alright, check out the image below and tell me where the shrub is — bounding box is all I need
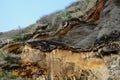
[12,34,22,42]
[0,71,33,80]
[0,71,17,80]
[0,51,20,67]
[57,11,72,21]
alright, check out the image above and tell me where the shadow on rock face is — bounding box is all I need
[114,0,120,8]
[95,30,120,45]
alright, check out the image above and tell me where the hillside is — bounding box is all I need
[0,0,120,80]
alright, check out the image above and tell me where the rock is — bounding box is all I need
[22,33,33,41]
[21,44,46,64]
[96,0,120,43]
[1,0,120,79]
[35,24,48,31]
[1,42,22,54]
[21,47,109,79]
[85,0,108,24]
[98,42,120,56]
[95,30,120,45]
[67,0,98,18]
[72,0,120,48]
[32,31,51,40]
[54,18,80,38]
[45,49,109,80]
[25,40,70,52]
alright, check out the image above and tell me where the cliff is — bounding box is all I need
[0,0,120,80]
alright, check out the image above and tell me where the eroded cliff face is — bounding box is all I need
[21,44,109,80]
[0,0,120,79]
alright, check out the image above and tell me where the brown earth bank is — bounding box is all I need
[0,0,120,80]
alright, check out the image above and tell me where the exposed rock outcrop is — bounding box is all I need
[0,0,120,79]
[1,42,23,54]
[86,0,108,24]
[32,31,51,40]
[54,18,80,38]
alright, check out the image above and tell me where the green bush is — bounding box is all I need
[0,71,17,80]
[57,11,72,21]
[0,71,33,80]
[12,34,22,42]
[0,51,20,68]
